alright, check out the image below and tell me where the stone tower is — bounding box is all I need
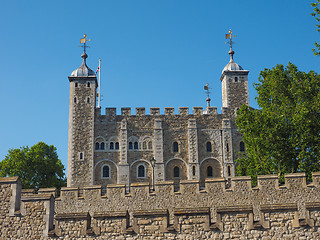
[67,51,97,187]
[220,48,249,110]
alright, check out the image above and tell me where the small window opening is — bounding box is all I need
[143,141,147,150]
[206,142,212,152]
[134,142,138,150]
[207,166,213,177]
[173,142,179,152]
[240,141,245,152]
[100,142,105,150]
[102,165,110,178]
[87,97,90,103]
[235,77,238,82]
[148,141,152,150]
[95,142,99,150]
[226,143,229,152]
[174,166,180,178]
[138,165,145,178]
[129,142,133,150]
[74,97,77,103]
[115,142,119,150]
[87,82,90,87]
[192,166,196,176]
[79,152,83,160]
[227,166,231,177]
[75,82,78,87]
[110,142,114,150]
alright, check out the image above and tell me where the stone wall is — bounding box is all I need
[1,173,320,239]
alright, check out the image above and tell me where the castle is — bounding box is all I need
[1,35,320,239]
[67,36,249,188]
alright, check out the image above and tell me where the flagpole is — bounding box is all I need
[98,59,101,108]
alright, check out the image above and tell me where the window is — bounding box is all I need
[226,143,229,152]
[100,142,105,150]
[173,142,179,152]
[227,166,231,177]
[207,166,213,177]
[87,82,90,87]
[174,166,180,178]
[143,141,147,150]
[79,152,83,160]
[75,82,78,87]
[235,77,238,82]
[95,142,99,150]
[110,142,114,150]
[102,165,110,178]
[240,141,245,152]
[192,166,196,176]
[206,142,212,152]
[129,142,133,150]
[74,97,77,103]
[87,97,90,103]
[148,141,152,150]
[134,142,138,150]
[115,142,119,150]
[137,165,145,178]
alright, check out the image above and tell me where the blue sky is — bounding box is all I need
[0,0,319,172]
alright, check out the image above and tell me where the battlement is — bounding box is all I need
[1,172,320,239]
[96,106,224,117]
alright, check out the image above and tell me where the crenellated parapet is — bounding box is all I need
[1,173,320,239]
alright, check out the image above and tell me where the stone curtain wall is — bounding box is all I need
[1,173,320,239]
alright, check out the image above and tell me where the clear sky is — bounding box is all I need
[0,0,319,172]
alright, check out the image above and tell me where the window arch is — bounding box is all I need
[137,164,146,178]
[102,165,110,178]
[174,166,180,178]
[129,142,133,150]
[95,142,100,150]
[134,142,138,150]
[206,142,212,152]
[110,142,114,150]
[207,166,213,177]
[173,142,179,152]
[240,141,245,152]
[115,142,119,150]
[100,142,105,150]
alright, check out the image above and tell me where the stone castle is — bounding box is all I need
[1,36,320,239]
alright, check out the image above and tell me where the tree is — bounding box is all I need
[311,0,320,55]
[0,142,66,190]
[236,63,320,182]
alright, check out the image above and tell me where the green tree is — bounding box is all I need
[0,142,66,190]
[312,0,320,55]
[236,63,320,182]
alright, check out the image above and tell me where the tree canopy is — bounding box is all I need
[0,142,66,190]
[312,0,320,55]
[236,63,320,182]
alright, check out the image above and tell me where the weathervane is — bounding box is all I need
[225,29,236,50]
[204,83,212,108]
[80,34,91,53]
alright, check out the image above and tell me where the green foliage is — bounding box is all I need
[236,63,320,182]
[311,1,320,55]
[0,142,66,190]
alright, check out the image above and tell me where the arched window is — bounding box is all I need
[206,142,212,152]
[143,141,147,150]
[100,142,105,150]
[134,142,138,150]
[148,141,152,150]
[102,165,110,178]
[226,143,229,152]
[174,166,180,178]
[240,141,245,152]
[207,166,213,177]
[137,165,145,178]
[173,142,179,152]
[192,166,196,176]
[87,82,90,87]
[74,97,77,103]
[95,142,99,150]
[129,142,133,150]
[115,142,119,150]
[110,142,114,150]
[227,166,231,177]
[87,97,90,103]
[79,152,83,160]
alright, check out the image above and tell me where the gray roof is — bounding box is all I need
[70,53,96,77]
[222,49,244,74]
